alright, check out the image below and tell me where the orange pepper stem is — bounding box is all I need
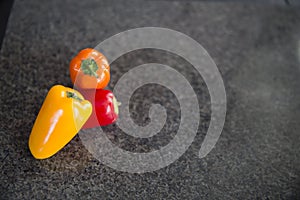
[66,91,83,102]
[81,58,99,78]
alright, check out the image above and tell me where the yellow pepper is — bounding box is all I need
[29,85,92,159]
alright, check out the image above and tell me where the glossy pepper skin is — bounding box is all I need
[80,89,119,129]
[70,48,110,89]
[29,85,92,159]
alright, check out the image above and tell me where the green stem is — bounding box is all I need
[66,91,83,102]
[113,97,120,115]
[80,58,99,78]
[87,63,99,78]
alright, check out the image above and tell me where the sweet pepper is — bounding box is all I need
[80,89,120,129]
[69,48,110,89]
[29,85,92,159]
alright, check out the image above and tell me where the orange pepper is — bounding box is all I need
[69,48,110,89]
[28,85,92,159]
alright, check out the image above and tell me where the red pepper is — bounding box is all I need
[80,89,120,128]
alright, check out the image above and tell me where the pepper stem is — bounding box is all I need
[112,96,120,115]
[80,58,99,78]
[66,91,83,102]
[87,63,99,78]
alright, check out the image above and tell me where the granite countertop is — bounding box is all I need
[1,0,300,199]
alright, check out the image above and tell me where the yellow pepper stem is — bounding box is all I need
[66,91,83,102]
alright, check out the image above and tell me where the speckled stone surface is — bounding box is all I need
[1,0,300,199]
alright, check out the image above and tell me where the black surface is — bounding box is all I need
[0,0,14,49]
[1,0,300,199]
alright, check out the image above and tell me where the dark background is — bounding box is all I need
[0,0,14,48]
[0,0,300,199]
